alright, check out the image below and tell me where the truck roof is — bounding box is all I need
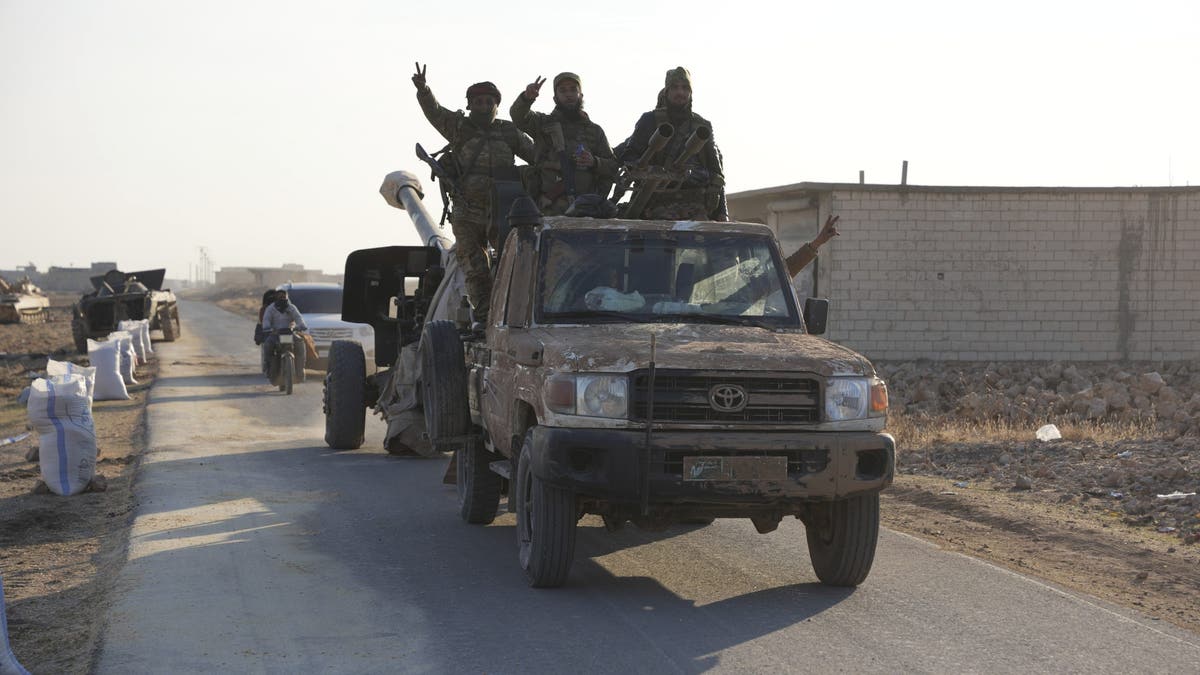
[537,216,775,237]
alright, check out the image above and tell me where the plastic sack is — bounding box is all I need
[118,320,149,363]
[27,375,97,496]
[1035,424,1062,442]
[0,571,31,675]
[87,339,130,400]
[138,318,153,355]
[107,331,138,384]
[46,359,96,403]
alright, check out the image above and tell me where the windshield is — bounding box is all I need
[286,287,342,314]
[537,230,800,327]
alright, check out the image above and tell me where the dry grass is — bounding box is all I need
[888,412,1163,449]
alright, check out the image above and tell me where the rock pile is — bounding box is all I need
[879,361,1200,438]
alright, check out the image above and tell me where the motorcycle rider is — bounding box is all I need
[260,290,308,377]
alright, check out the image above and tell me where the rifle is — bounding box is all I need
[546,121,577,202]
[415,143,457,226]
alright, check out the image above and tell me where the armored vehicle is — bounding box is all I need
[71,268,180,353]
[323,169,895,589]
[0,276,50,324]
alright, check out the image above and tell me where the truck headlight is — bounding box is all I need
[825,377,888,421]
[544,374,628,418]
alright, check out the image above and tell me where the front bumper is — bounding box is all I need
[527,427,894,506]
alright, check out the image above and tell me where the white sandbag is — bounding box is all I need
[0,572,31,675]
[27,376,97,496]
[118,320,148,363]
[107,331,138,384]
[139,319,153,355]
[46,359,96,404]
[87,338,130,400]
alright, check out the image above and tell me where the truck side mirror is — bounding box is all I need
[803,297,829,335]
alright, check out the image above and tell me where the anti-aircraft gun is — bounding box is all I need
[322,168,464,454]
[612,123,712,219]
[70,268,179,353]
[0,275,51,324]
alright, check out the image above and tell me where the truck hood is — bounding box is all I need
[527,324,874,377]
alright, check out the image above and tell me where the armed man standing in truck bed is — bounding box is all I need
[617,67,728,221]
[509,72,619,215]
[411,63,535,325]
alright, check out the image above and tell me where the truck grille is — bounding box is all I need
[309,327,354,341]
[662,449,830,476]
[630,370,821,424]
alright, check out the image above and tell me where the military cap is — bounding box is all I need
[664,66,692,90]
[553,72,582,91]
[465,81,502,103]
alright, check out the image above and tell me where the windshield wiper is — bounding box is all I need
[542,310,649,323]
[662,313,778,329]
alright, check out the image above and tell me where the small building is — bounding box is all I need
[728,183,1200,361]
[215,264,341,289]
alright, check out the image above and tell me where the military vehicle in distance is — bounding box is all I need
[71,268,180,353]
[0,276,51,324]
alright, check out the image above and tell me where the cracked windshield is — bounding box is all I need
[539,230,799,325]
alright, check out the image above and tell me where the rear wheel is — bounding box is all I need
[456,438,502,524]
[71,314,89,354]
[281,353,294,394]
[419,320,468,451]
[805,494,880,587]
[160,307,177,341]
[516,429,576,588]
[323,340,366,449]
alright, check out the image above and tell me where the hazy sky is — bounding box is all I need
[2,0,1197,281]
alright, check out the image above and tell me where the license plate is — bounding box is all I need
[683,456,787,481]
[279,334,293,344]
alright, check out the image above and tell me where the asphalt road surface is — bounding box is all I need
[98,300,1200,673]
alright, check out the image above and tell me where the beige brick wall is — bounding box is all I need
[729,184,1200,361]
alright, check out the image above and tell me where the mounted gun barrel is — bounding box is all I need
[379,170,454,257]
[635,124,674,169]
[670,126,711,171]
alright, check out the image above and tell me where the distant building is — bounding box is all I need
[215,263,341,289]
[728,182,1200,361]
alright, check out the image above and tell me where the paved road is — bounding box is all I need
[98,300,1200,673]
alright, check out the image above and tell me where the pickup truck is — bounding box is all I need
[325,190,893,588]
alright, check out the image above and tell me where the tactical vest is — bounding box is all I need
[451,118,525,198]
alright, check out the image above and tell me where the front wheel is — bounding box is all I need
[323,340,366,450]
[457,438,501,524]
[281,353,294,394]
[805,494,880,587]
[516,429,576,588]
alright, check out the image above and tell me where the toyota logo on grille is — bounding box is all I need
[709,384,748,413]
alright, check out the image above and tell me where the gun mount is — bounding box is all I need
[615,125,712,219]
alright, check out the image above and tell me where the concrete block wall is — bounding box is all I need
[818,187,1200,361]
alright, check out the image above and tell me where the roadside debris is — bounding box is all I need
[1156,491,1197,500]
[1036,424,1062,441]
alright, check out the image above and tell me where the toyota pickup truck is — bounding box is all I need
[329,196,894,588]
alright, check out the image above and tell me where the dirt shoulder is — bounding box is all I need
[0,294,156,673]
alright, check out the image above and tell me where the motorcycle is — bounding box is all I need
[267,328,302,394]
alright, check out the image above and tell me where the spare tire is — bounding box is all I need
[420,320,469,450]
[324,340,366,450]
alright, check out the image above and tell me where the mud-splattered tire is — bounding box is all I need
[159,307,177,341]
[516,429,576,588]
[71,315,89,354]
[457,438,502,524]
[171,307,182,338]
[323,340,366,450]
[419,320,468,450]
[805,494,880,587]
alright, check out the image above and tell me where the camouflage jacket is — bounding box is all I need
[417,88,535,202]
[618,107,728,220]
[509,94,619,200]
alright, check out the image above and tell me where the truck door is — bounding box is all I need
[481,228,537,455]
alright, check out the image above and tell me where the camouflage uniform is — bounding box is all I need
[417,84,535,323]
[509,73,619,215]
[617,67,728,221]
